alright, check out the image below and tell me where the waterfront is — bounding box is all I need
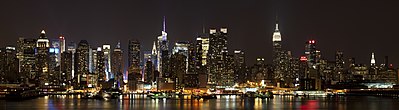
[1,95,399,110]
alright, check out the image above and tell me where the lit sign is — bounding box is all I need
[300,56,307,61]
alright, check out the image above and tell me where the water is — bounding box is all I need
[1,95,398,110]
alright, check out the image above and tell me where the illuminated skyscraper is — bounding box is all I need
[128,40,141,82]
[1,46,19,83]
[370,52,376,67]
[18,38,37,83]
[102,44,112,80]
[208,28,230,86]
[111,42,123,86]
[305,40,317,68]
[49,39,61,85]
[36,30,50,86]
[75,40,90,89]
[67,42,77,79]
[95,47,106,84]
[59,35,66,53]
[233,50,245,83]
[195,34,209,76]
[156,16,170,78]
[272,21,286,81]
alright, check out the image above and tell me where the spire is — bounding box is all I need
[152,41,157,54]
[275,15,279,31]
[163,16,166,32]
[161,16,167,41]
[371,52,376,66]
[116,41,121,49]
[41,30,46,34]
[272,16,282,42]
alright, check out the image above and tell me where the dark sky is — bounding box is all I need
[0,0,398,66]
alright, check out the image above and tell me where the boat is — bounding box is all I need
[257,91,274,99]
[149,92,170,99]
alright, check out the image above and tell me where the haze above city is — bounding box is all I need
[0,0,398,65]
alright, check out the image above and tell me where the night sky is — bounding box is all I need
[0,0,398,66]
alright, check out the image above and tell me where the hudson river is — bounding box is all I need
[1,95,398,110]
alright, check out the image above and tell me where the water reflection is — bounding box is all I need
[1,95,398,110]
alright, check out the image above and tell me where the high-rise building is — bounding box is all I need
[173,41,191,74]
[18,38,37,84]
[67,42,77,79]
[305,40,317,68]
[156,17,170,78]
[61,50,72,87]
[271,21,291,85]
[195,35,209,76]
[233,50,245,83]
[49,40,61,86]
[36,30,50,86]
[102,44,112,80]
[208,28,230,86]
[1,46,19,83]
[75,40,90,89]
[95,47,106,84]
[111,42,123,87]
[370,52,376,67]
[335,51,344,82]
[128,40,141,83]
[59,35,66,53]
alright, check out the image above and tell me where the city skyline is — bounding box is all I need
[0,0,398,66]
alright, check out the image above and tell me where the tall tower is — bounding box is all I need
[75,40,90,89]
[102,44,111,80]
[36,30,50,86]
[305,40,317,68]
[128,40,141,83]
[111,42,123,86]
[272,20,284,80]
[208,27,230,86]
[157,16,170,77]
[59,35,66,53]
[370,52,376,66]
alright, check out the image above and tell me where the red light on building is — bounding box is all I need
[300,56,307,61]
[308,40,316,44]
[389,64,393,67]
[59,36,64,39]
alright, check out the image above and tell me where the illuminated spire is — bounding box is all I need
[272,19,281,42]
[41,30,46,34]
[161,16,167,41]
[371,52,376,66]
[152,41,157,54]
[163,16,166,32]
[116,41,121,49]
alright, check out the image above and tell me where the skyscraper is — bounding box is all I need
[95,47,106,84]
[195,35,209,73]
[49,40,61,86]
[102,44,112,80]
[208,28,230,86]
[75,40,90,89]
[156,17,170,78]
[1,46,19,83]
[370,52,376,67]
[305,40,317,68]
[59,35,66,53]
[233,50,245,83]
[111,42,123,87]
[36,30,50,86]
[18,38,37,84]
[128,40,141,82]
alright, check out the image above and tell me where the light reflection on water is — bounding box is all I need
[0,95,398,110]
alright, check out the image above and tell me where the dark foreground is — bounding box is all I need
[1,95,398,110]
